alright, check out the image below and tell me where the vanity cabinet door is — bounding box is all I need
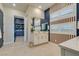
[39,33,44,44]
[33,32,39,45]
[61,48,79,56]
[44,33,48,42]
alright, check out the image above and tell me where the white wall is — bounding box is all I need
[25,6,44,43]
[0,4,4,12]
[3,7,27,45]
[26,6,44,19]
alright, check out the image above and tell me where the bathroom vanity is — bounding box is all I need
[59,37,79,56]
[33,31,48,45]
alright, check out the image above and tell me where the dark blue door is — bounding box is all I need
[14,17,24,42]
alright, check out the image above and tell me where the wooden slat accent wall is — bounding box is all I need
[50,16,76,24]
[50,3,76,44]
[50,16,76,44]
[50,33,76,44]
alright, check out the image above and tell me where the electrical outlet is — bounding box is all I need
[55,40,57,42]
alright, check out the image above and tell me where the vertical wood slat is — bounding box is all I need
[70,17,71,39]
[71,17,72,39]
[64,16,76,40]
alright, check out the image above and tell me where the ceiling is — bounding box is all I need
[2,3,54,12]
[3,3,28,12]
[28,3,54,10]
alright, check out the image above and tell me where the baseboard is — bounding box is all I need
[3,41,14,46]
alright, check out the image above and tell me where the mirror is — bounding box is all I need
[0,9,3,48]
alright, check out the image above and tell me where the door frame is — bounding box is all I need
[14,16,24,42]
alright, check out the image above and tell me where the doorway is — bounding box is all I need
[0,9,3,47]
[14,17,24,42]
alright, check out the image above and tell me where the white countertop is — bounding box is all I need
[59,37,79,52]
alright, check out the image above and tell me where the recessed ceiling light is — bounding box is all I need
[13,3,16,7]
[38,6,42,9]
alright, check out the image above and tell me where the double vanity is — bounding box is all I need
[59,37,79,56]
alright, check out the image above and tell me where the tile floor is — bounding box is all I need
[0,41,61,56]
